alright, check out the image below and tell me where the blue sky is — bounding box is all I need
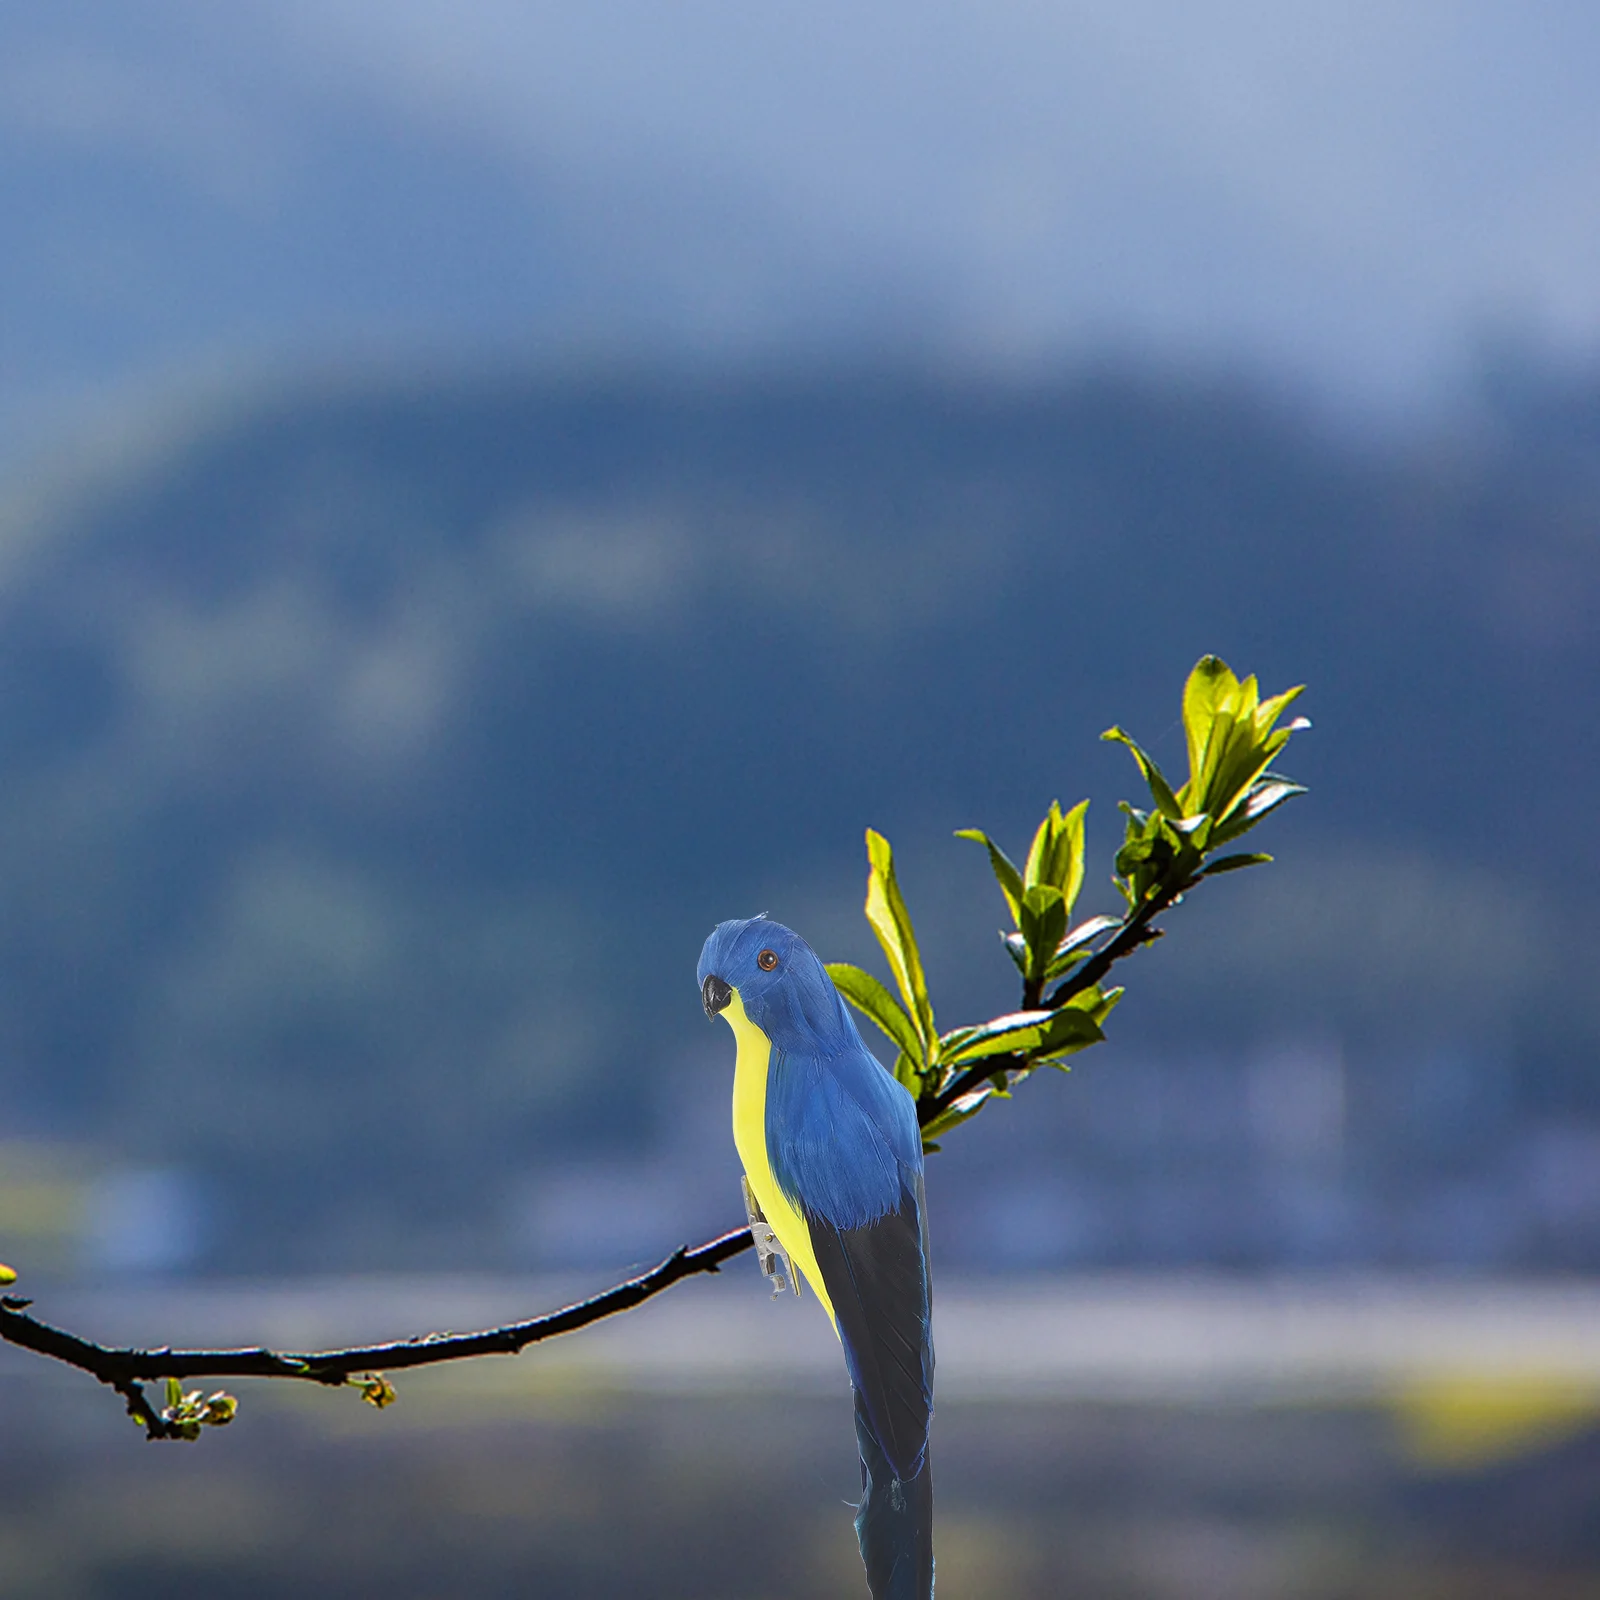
[3,0,1599,453]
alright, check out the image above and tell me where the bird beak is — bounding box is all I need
[702,974,732,1019]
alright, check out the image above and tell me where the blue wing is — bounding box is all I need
[806,1172,933,1481]
[766,1041,933,1481]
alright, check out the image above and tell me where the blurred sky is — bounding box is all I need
[4,0,1600,459]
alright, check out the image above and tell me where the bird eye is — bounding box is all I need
[757,948,779,971]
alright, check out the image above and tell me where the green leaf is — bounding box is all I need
[356,1374,398,1410]
[1102,727,1183,819]
[1180,659,1261,818]
[1242,777,1306,821]
[1191,704,1244,816]
[1080,983,1124,1026]
[1023,803,1058,891]
[1032,1005,1105,1060]
[940,1010,1055,1066]
[1048,982,1123,1030]
[920,1090,993,1145]
[1113,807,1187,903]
[1254,685,1307,738]
[1172,812,1214,853]
[1001,931,1029,975]
[1018,884,1068,982]
[1183,662,1309,824]
[1209,777,1308,845]
[1113,660,1307,864]
[827,962,925,1065]
[892,1052,922,1092]
[1064,914,1120,951]
[1181,654,1236,787]
[0,1264,15,1287]
[1023,799,1090,915]
[1058,799,1088,914]
[1113,832,1153,873]
[165,1377,183,1410]
[202,1392,238,1427]
[1045,914,1120,979]
[934,1025,976,1058]
[1199,851,1273,875]
[955,828,1024,924]
[863,829,936,1060]
[1207,726,1279,824]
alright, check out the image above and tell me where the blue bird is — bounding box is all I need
[699,915,934,1599]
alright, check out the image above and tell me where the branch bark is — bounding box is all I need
[920,876,1179,1124]
[0,868,1185,1439]
[0,1227,754,1439]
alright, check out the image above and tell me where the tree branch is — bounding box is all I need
[1042,885,1173,1011]
[920,876,1180,1124]
[0,874,1192,1439]
[0,655,1304,1443]
[0,1226,754,1439]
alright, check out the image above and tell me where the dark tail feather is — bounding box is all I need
[853,1387,933,1599]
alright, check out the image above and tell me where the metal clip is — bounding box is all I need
[742,1174,800,1299]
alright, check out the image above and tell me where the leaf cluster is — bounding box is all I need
[829,656,1307,1152]
[159,1377,237,1441]
[1103,654,1308,906]
[828,821,1120,1148]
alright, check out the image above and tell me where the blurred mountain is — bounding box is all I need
[0,363,1596,1273]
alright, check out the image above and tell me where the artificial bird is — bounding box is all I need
[699,915,934,1599]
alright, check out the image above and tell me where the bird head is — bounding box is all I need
[698,915,855,1052]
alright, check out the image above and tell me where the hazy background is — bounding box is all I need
[2,3,1600,1595]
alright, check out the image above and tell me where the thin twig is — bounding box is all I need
[113,1377,179,1441]
[920,876,1183,1124]
[0,1227,754,1436]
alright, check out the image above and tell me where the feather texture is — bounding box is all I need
[806,1176,933,1481]
[768,1045,914,1229]
[699,915,935,1599]
[853,1388,935,1600]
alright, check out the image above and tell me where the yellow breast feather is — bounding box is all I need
[724,986,837,1330]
